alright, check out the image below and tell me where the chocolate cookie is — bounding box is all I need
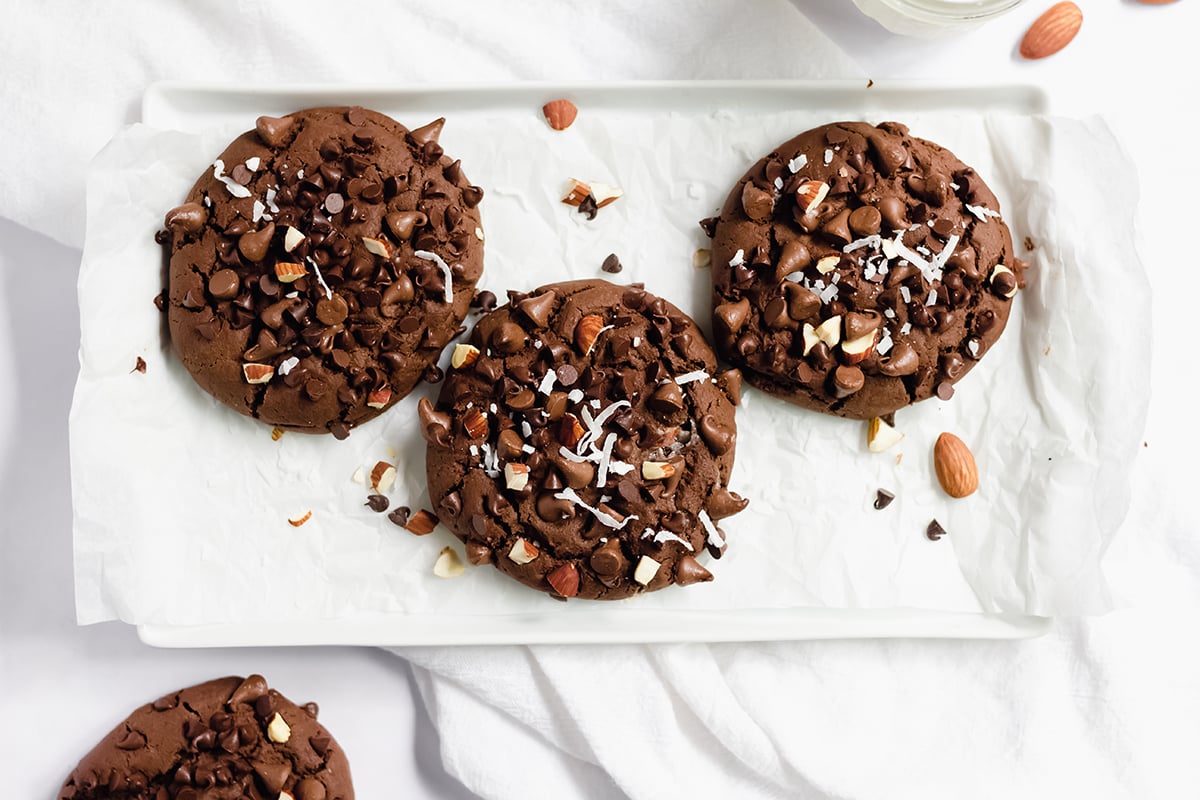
[422,279,748,600]
[59,674,353,800]
[164,106,484,438]
[708,121,1021,419]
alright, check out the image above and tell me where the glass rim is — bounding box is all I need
[878,0,1025,23]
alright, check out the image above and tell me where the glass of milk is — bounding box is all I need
[851,0,1025,35]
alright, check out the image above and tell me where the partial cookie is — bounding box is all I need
[59,674,353,800]
[708,121,1021,419]
[422,279,748,600]
[164,106,484,438]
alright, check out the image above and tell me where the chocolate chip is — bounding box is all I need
[323,192,345,214]
[365,494,390,512]
[116,730,145,751]
[164,202,207,234]
[873,489,895,510]
[936,381,955,400]
[926,519,947,541]
[237,223,275,263]
[256,115,295,147]
[577,194,598,220]
[473,289,497,311]
[601,253,623,274]
[387,506,411,527]
[675,555,713,586]
[207,268,240,300]
[741,181,775,222]
[517,291,557,327]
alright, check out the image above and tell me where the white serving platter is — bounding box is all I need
[130,81,1051,647]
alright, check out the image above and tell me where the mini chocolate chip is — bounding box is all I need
[926,519,947,541]
[601,253,623,273]
[365,494,390,512]
[874,489,895,510]
[936,381,955,400]
[387,506,412,527]
[556,364,579,387]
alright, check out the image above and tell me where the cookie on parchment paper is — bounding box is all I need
[422,279,748,600]
[708,121,1021,419]
[59,674,353,800]
[163,106,484,438]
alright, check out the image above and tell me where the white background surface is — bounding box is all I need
[3,1,1200,797]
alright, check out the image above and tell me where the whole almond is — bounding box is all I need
[1020,2,1082,60]
[575,314,605,355]
[542,99,578,131]
[934,432,979,499]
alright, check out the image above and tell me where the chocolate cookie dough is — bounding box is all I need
[59,674,353,800]
[708,121,1021,419]
[163,106,484,437]
[422,279,747,600]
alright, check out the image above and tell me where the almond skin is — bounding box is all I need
[934,432,979,499]
[542,98,578,131]
[1020,2,1083,60]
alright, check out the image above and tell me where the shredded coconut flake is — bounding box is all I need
[788,154,808,173]
[698,510,726,549]
[479,442,500,478]
[567,389,585,404]
[899,286,912,304]
[966,203,1001,222]
[306,256,334,300]
[642,529,695,552]
[931,234,960,274]
[554,488,636,530]
[728,249,745,268]
[596,433,617,489]
[277,356,300,376]
[252,200,266,222]
[883,308,896,319]
[414,250,455,303]
[244,156,261,171]
[773,177,784,191]
[925,289,939,307]
[674,370,709,385]
[900,322,912,336]
[823,148,833,165]
[212,160,251,199]
[538,370,556,395]
[876,331,894,356]
[844,234,882,254]
[520,421,533,438]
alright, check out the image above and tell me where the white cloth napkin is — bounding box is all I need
[7,2,1196,799]
[0,0,860,250]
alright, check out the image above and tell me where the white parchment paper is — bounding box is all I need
[71,107,1148,625]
